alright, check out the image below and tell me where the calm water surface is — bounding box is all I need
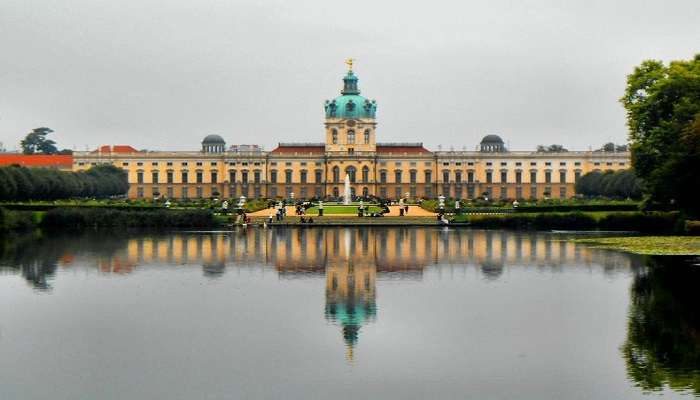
[0,227,698,399]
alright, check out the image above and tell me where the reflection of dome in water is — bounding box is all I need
[480,260,504,280]
[325,296,377,360]
[202,262,225,277]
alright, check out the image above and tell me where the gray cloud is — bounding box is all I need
[1,0,699,152]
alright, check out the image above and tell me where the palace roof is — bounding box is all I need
[0,154,73,168]
[270,143,325,155]
[376,143,431,154]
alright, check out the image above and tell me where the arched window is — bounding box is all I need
[332,187,339,198]
[364,130,370,144]
[347,130,355,144]
[332,166,340,182]
[362,166,369,182]
[346,166,356,183]
[332,129,338,144]
[362,187,369,197]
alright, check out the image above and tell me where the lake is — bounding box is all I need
[1,227,698,399]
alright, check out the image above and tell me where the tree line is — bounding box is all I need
[575,170,643,199]
[0,165,129,201]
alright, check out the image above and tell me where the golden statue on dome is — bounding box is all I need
[345,58,354,72]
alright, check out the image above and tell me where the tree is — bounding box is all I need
[621,54,700,216]
[595,142,629,152]
[20,127,58,155]
[536,144,568,153]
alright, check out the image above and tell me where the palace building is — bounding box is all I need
[72,63,630,200]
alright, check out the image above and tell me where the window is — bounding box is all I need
[300,170,307,184]
[167,171,173,184]
[500,171,507,183]
[500,186,508,199]
[394,170,402,183]
[167,162,173,166]
[574,162,581,166]
[137,172,144,184]
[152,162,158,166]
[196,186,203,198]
[137,187,144,198]
[122,162,129,166]
[380,170,387,184]
[182,162,188,166]
[347,130,355,144]
[425,171,432,183]
[515,162,522,166]
[196,171,203,184]
[270,187,277,198]
[486,172,492,183]
[242,171,248,183]
[346,167,356,183]
[575,171,581,182]
[515,186,523,199]
[545,171,552,183]
[137,162,143,166]
[443,171,450,183]
[152,171,159,184]
[530,171,536,183]
[515,171,522,184]
[545,162,552,166]
[211,162,217,166]
[229,170,236,183]
[395,187,402,199]
[486,162,492,166]
[332,129,338,144]
[332,166,340,182]
[182,186,189,199]
[348,148,354,155]
[254,171,261,184]
[559,186,567,199]
[364,130,370,144]
[211,171,218,184]
[500,162,507,167]
[315,170,323,183]
[530,162,536,166]
[467,171,474,183]
[181,171,188,184]
[559,171,566,183]
[270,170,277,183]
[196,162,203,166]
[285,170,293,183]
[362,166,369,182]
[166,187,173,198]
[410,170,417,184]
[559,162,566,166]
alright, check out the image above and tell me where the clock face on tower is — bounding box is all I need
[346,120,356,127]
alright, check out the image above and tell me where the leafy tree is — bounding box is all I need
[575,170,643,199]
[621,54,700,216]
[536,144,568,153]
[595,142,629,152]
[20,127,58,155]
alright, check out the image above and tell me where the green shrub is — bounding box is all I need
[41,208,216,229]
[598,212,679,233]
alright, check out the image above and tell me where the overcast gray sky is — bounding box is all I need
[1,0,699,152]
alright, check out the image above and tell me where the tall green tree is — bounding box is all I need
[20,127,58,154]
[536,144,568,153]
[621,54,700,216]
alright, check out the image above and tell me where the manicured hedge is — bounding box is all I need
[41,208,216,228]
[0,164,128,201]
[514,204,639,213]
[457,212,681,233]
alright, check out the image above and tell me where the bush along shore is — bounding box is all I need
[450,211,686,234]
[1,207,218,231]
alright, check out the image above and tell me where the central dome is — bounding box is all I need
[324,71,377,119]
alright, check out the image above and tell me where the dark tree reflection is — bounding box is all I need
[622,256,700,395]
[0,231,128,291]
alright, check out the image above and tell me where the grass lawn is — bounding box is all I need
[305,205,382,215]
[572,236,700,255]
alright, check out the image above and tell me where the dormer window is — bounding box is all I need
[364,130,370,144]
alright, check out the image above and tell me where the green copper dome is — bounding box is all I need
[324,71,377,119]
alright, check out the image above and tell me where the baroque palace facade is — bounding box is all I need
[72,64,630,200]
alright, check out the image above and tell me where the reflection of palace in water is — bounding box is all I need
[1,228,639,357]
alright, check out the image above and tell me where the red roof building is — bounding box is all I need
[0,154,73,170]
